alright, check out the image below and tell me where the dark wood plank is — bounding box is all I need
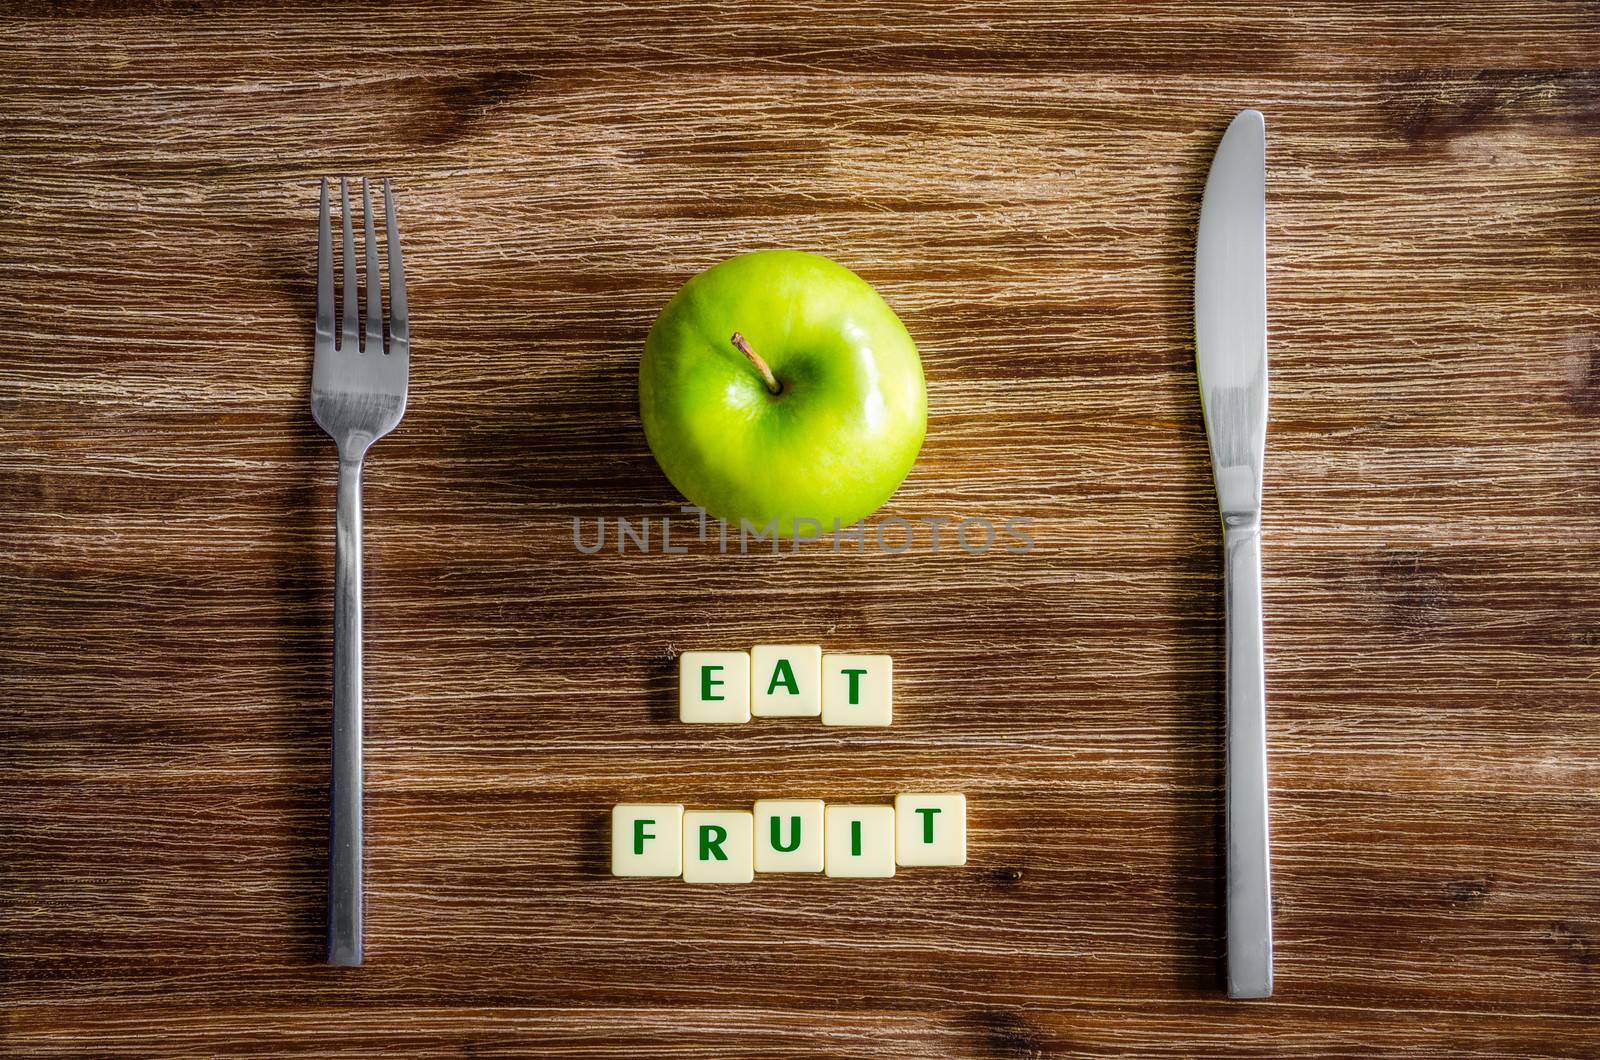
[2,2,1597,1056]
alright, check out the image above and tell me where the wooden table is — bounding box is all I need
[3,3,1598,1056]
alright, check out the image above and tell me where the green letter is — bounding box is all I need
[699,824,729,861]
[770,815,802,853]
[700,665,725,701]
[842,668,868,705]
[766,658,799,697]
[850,819,863,857]
[915,807,941,844]
[632,818,656,856]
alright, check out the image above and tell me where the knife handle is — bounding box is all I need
[1223,516,1272,998]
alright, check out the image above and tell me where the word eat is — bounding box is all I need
[679,645,891,725]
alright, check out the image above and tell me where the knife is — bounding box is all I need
[1195,108,1272,999]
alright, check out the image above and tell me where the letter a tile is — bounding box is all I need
[751,644,822,718]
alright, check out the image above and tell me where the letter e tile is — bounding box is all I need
[679,651,751,723]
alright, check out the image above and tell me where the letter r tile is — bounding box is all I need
[682,809,755,884]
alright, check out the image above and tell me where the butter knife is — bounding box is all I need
[1195,108,1272,999]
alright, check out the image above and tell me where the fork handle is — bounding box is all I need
[1224,517,1272,998]
[328,453,364,966]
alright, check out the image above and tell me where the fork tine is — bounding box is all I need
[317,178,333,343]
[362,178,383,355]
[340,177,358,352]
[383,179,408,352]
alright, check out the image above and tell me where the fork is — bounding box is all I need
[311,177,409,967]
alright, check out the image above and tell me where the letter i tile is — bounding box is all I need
[823,804,895,878]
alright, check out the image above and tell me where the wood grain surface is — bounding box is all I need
[3,2,1599,1056]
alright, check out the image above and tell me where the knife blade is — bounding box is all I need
[1195,108,1272,1000]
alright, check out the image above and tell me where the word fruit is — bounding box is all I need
[611,794,966,883]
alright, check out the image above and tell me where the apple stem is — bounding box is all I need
[730,332,782,395]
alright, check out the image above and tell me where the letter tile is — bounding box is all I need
[821,653,892,726]
[751,644,823,718]
[894,793,967,867]
[823,803,896,878]
[753,798,825,873]
[610,803,684,877]
[682,809,755,884]
[679,650,751,723]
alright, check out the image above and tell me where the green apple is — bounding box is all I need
[640,250,926,538]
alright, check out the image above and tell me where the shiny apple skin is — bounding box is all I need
[640,250,926,538]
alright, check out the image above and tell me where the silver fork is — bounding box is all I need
[311,177,409,967]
